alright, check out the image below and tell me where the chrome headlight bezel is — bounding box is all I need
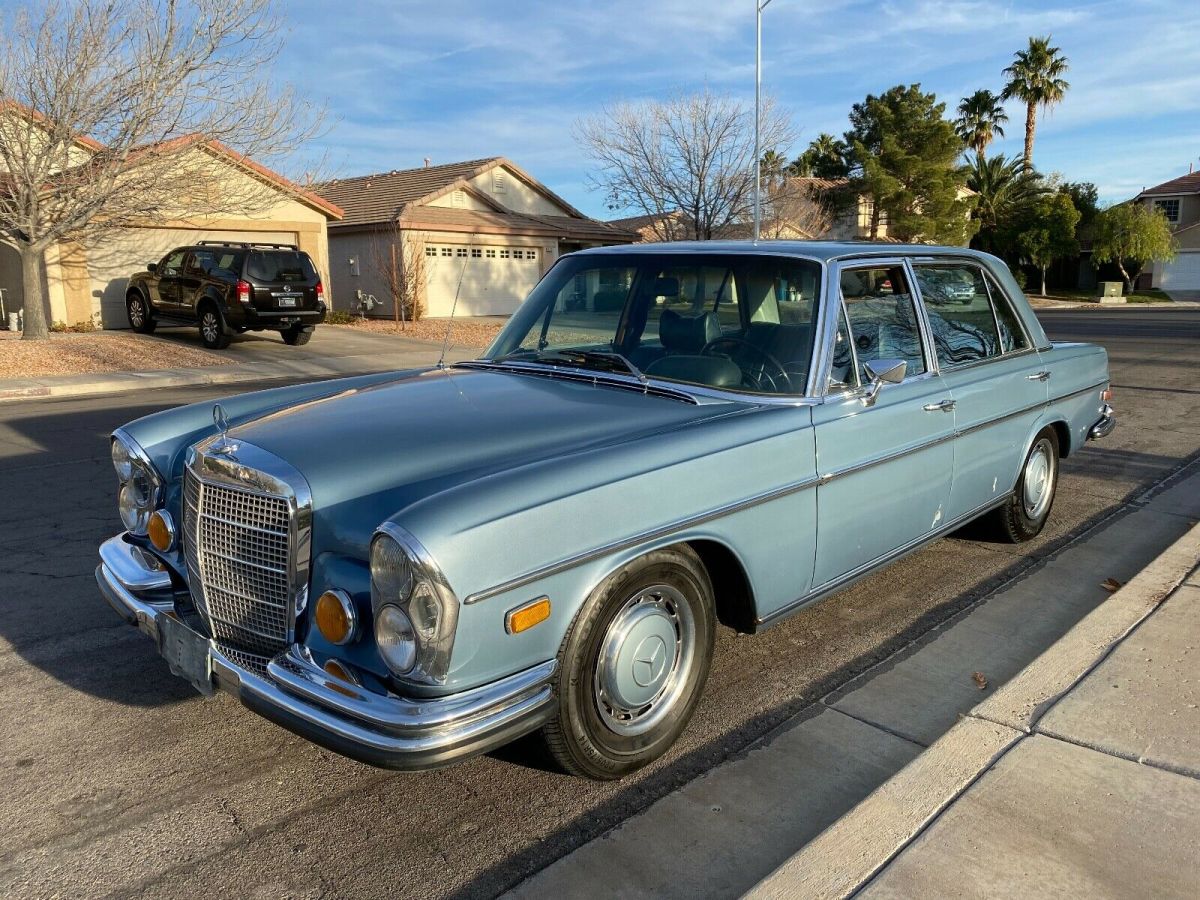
[369,523,460,684]
[111,429,164,536]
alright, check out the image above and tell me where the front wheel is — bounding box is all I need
[126,294,156,334]
[989,428,1059,542]
[541,545,715,780]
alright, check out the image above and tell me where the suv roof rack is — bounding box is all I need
[195,240,300,251]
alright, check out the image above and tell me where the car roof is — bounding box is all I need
[570,240,996,265]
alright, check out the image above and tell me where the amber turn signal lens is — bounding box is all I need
[1101,388,1113,402]
[315,590,357,645]
[505,597,551,634]
[147,510,174,552]
[323,658,359,685]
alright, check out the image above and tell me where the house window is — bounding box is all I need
[471,248,482,258]
[526,249,538,262]
[485,248,496,258]
[441,247,452,257]
[500,249,511,259]
[451,190,465,208]
[492,169,506,193]
[511,249,523,259]
[1154,198,1180,223]
[455,247,468,258]
[425,246,437,257]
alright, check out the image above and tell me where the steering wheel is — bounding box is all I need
[701,336,792,393]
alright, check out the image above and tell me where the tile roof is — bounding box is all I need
[315,158,503,227]
[400,206,636,242]
[1138,172,1200,197]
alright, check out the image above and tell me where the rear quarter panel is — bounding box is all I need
[1043,341,1111,454]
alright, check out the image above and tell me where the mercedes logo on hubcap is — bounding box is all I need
[632,635,668,687]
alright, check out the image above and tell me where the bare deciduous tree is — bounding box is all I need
[758,179,833,240]
[576,89,794,241]
[0,0,325,339]
[367,226,426,328]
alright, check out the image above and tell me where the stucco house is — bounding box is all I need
[0,108,342,329]
[316,158,635,318]
[1132,170,1200,292]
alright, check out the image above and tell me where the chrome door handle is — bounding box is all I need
[1027,371,1051,382]
[923,399,956,412]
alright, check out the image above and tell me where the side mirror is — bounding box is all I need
[862,358,906,406]
[147,262,158,273]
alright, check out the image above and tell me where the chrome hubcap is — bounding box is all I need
[201,313,219,342]
[594,584,695,736]
[1022,438,1055,519]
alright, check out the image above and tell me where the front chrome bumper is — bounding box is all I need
[1089,403,1116,441]
[96,535,557,770]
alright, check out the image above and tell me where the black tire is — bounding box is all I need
[198,304,231,349]
[989,427,1059,542]
[541,545,715,780]
[126,293,156,334]
[281,325,313,346]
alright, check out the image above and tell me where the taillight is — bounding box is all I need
[315,281,324,301]
[236,280,251,304]
[1101,388,1113,403]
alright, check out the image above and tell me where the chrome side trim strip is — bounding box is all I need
[757,493,1012,628]
[462,472,823,605]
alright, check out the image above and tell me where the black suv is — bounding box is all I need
[125,241,327,349]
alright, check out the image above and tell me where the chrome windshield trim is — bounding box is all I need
[463,472,822,605]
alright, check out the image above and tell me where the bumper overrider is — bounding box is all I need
[1089,403,1116,441]
[95,535,557,770]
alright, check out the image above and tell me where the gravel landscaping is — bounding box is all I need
[0,330,231,379]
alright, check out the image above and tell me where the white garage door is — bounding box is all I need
[424,244,541,317]
[90,227,297,328]
[1158,251,1200,291]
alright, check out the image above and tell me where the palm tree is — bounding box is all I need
[786,133,847,179]
[955,90,1008,160]
[1002,36,1070,170]
[965,153,1047,253]
[760,149,787,189]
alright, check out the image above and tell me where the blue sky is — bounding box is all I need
[281,0,1199,218]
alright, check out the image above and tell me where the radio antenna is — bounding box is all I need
[437,249,472,369]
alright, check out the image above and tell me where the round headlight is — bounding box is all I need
[370,533,413,603]
[112,439,133,482]
[118,470,155,533]
[376,605,416,674]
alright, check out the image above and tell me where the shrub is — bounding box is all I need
[326,309,354,325]
[49,317,100,333]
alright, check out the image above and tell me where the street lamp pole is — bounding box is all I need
[753,0,774,242]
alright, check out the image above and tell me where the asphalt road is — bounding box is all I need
[1,308,1198,899]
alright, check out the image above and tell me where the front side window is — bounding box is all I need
[838,265,927,382]
[160,249,186,275]
[486,253,823,396]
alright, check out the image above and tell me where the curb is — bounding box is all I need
[747,520,1200,899]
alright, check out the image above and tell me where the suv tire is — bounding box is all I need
[281,325,313,346]
[198,304,231,350]
[126,293,156,334]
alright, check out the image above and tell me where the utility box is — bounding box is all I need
[1098,281,1124,299]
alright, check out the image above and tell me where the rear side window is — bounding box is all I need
[245,250,317,283]
[985,272,1029,353]
[913,264,1001,367]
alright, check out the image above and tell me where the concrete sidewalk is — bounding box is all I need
[0,326,474,402]
[753,522,1200,899]
[506,463,1200,900]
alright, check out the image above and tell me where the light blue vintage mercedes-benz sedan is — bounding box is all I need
[97,241,1115,779]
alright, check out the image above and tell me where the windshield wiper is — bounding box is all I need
[499,348,649,385]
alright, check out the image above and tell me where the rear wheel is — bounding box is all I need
[989,428,1059,542]
[198,305,231,349]
[281,325,313,346]
[541,545,715,780]
[126,293,155,334]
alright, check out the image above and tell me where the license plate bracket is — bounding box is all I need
[277,296,298,308]
[158,614,214,697]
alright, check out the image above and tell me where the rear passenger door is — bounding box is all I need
[810,261,955,589]
[911,260,1048,521]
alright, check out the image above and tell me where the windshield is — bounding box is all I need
[245,250,317,284]
[485,253,823,396]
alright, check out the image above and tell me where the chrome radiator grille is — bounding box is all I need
[183,468,293,662]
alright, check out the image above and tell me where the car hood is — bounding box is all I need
[227,366,745,555]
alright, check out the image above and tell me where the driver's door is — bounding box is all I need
[153,249,188,315]
[810,260,955,588]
